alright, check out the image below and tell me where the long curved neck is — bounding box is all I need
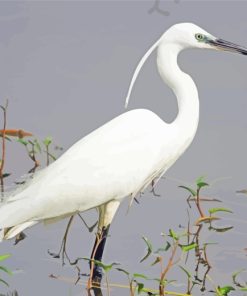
[157,43,199,142]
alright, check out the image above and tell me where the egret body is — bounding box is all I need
[0,23,246,281]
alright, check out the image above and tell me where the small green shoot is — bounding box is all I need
[178,185,196,197]
[140,236,153,263]
[216,285,235,296]
[0,254,12,287]
[180,242,197,252]
[43,136,52,147]
[209,208,233,215]
[196,176,209,190]
[168,229,179,241]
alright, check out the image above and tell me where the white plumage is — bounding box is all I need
[0,109,188,233]
[0,23,246,242]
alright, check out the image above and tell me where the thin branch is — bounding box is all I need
[48,215,74,265]
[26,142,40,173]
[195,188,205,217]
[0,100,8,197]
[77,213,98,233]
[159,239,179,295]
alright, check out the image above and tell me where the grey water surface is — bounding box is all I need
[0,1,247,295]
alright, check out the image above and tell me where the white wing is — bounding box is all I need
[0,109,177,228]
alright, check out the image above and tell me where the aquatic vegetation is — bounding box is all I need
[0,254,12,287]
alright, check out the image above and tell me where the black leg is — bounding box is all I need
[90,225,110,283]
[87,200,120,292]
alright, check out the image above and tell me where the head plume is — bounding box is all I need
[124,35,163,108]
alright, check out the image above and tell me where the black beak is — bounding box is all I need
[208,38,247,55]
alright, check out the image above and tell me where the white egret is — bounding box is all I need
[0,23,246,282]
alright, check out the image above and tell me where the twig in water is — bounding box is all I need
[0,100,8,198]
[48,215,74,265]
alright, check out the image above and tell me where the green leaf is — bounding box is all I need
[208,208,233,214]
[82,258,118,272]
[166,279,177,286]
[104,265,115,272]
[197,181,209,189]
[155,241,171,254]
[0,254,11,262]
[94,260,118,272]
[48,153,56,161]
[152,277,162,283]
[116,268,130,276]
[209,226,233,233]
[239,287,247,291]
[34,139,41,153]
[178,185,196,196]
[164,241,171,251]
[140,236,153,263]
[196,176,205,184]
[180,242,197,252]
[0,278,9,287]
[152,278,170,286]
[2,173,11,179]
[179,265,191,279]
[137,282,144,294]
[150,256,162,266]
[217,285,235,295]
[203,242,218,247]
[17,138,28,146]
[133,273,148,280]
[140,287,157,294]
[0,265,12,275]
[195,176,209,189]
[43,136,52,147]
[168,229,179,241]
[0,135,12,142]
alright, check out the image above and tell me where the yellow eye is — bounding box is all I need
[195,33,204,41]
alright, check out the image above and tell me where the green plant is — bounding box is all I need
[0,254,12,287]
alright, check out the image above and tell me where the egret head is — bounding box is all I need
[162,23,247,54]
[125,23,247,108]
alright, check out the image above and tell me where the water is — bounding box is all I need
[0,1,247,295]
